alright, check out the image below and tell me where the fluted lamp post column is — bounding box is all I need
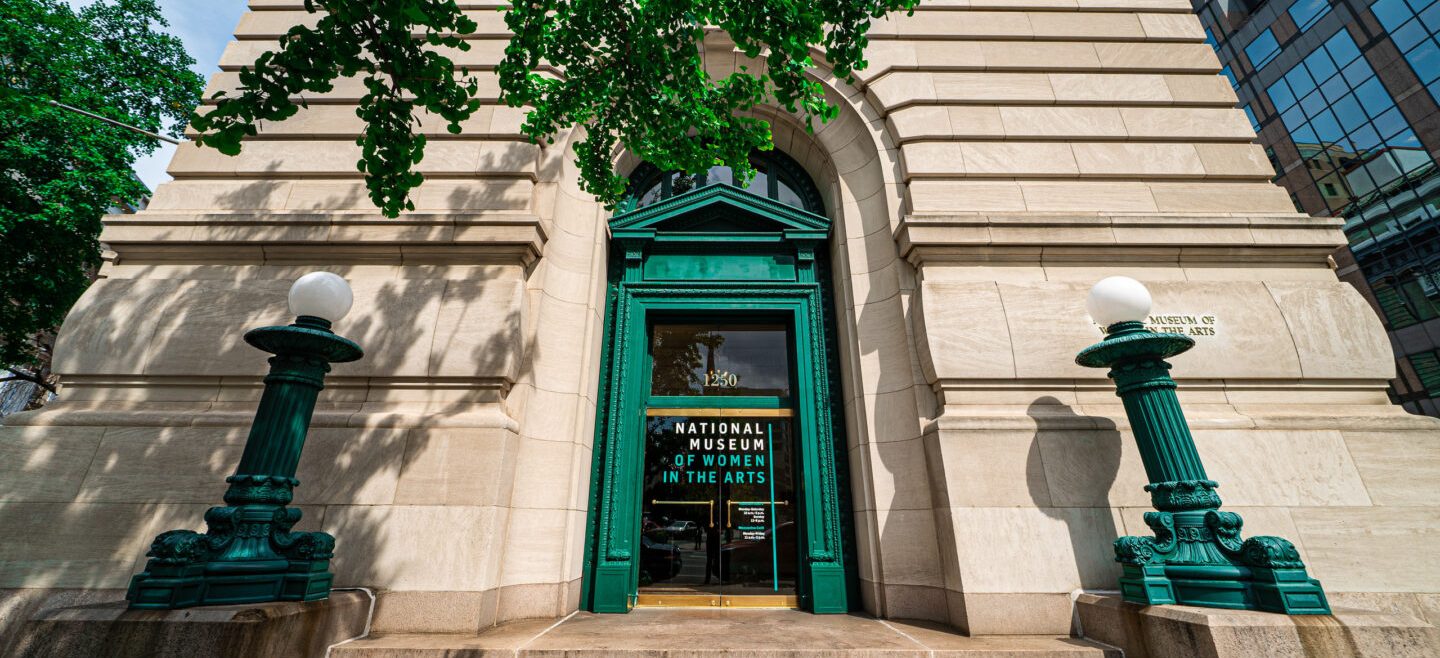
[127,272,364,609]
[1075,277,1330,615]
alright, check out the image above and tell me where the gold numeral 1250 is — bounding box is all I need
[705,370,738,387]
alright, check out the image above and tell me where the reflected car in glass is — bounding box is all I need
[719,520,797,585]
[639,534,683,584]
[663,520,699,539]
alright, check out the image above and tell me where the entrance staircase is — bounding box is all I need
[329,608,1120,657]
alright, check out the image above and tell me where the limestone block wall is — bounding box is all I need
[0,0,612,635]
[863,0,1440,637]
[0,0,1437,644]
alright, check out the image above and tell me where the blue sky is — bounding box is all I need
[65,0,248,191]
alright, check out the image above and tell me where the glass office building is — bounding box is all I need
[1195,0,1440,414]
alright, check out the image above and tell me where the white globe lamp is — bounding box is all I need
[1086,276,1152,329]
[288,272,354,324]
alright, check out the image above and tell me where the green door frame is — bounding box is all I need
[580,184,851,614]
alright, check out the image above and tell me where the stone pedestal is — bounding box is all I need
[1076,593,1440,658]
[10,590,369,658]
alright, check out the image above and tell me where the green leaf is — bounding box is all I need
[2,0,203,367]
[188,0,917,212]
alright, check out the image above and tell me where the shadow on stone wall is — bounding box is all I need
[0,144,544,647]
[1026,396,1123,609]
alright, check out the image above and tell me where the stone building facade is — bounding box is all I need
[2,0,1438,644]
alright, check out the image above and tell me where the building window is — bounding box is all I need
[1243,104,1261,131]
[1290,0,1333,32]
[1373,281,1422,327]
[1266,146,1284,175]
[627,150,822,214]
[1265,30,1428,217]
[1223,65,1239,88]
[1259,26,1439,308]
[1372,267,1440,328]
[1200,1,1230,36]
[1246,29,1283,69]
[1407,351,1440,391]
[1371,0,1440,102]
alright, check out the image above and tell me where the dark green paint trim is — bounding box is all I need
[643,252,796,281]
[611,183,829,233]
[582,183,854,615]
[646,396,793,409]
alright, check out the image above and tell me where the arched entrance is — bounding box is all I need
[581,151,855,613]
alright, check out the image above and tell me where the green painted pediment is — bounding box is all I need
[610,184,829,240]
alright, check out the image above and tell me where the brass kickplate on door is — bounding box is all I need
[635,594,797,608]
[636,594,722,607]
[722,595,799,608]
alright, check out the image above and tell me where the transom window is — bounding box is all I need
[628,150,823,215]
[650,323,792,398]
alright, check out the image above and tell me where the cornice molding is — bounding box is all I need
[896,213,1346,266]
[101,212,547,266]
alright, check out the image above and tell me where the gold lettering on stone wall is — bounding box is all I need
[1095,313,1218,337]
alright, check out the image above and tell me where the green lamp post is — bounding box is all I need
[127,272,363,609]
[1075,276,1330,615]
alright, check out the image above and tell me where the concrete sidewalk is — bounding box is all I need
[332,608,1120,657]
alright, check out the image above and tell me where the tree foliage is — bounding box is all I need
[191,0,480,218]
[0,0,203,370]
[194,0,917,216]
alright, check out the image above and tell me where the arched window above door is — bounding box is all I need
[627,150,825,216]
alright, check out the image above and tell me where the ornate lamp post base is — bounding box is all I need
[127,313,362,609]
[1078,319,1330,616]
[125,508,336,609]
[1114,508,1329,614]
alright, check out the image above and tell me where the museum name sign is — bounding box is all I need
[1095,313,1218,337]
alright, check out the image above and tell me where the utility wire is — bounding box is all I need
[47,100,182,145]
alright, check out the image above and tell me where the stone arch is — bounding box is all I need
[490,128,612,623]
[746,69,948,624]
[542,39,950,622]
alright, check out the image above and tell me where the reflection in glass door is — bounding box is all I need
[636,322,799,608]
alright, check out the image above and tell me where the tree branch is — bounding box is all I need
[3,368,58,394]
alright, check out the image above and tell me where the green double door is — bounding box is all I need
[637,321,799,608]
[580,184,851,614]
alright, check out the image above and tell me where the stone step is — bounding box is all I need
[1077,593,1440,658]
[330,609,1121,657]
